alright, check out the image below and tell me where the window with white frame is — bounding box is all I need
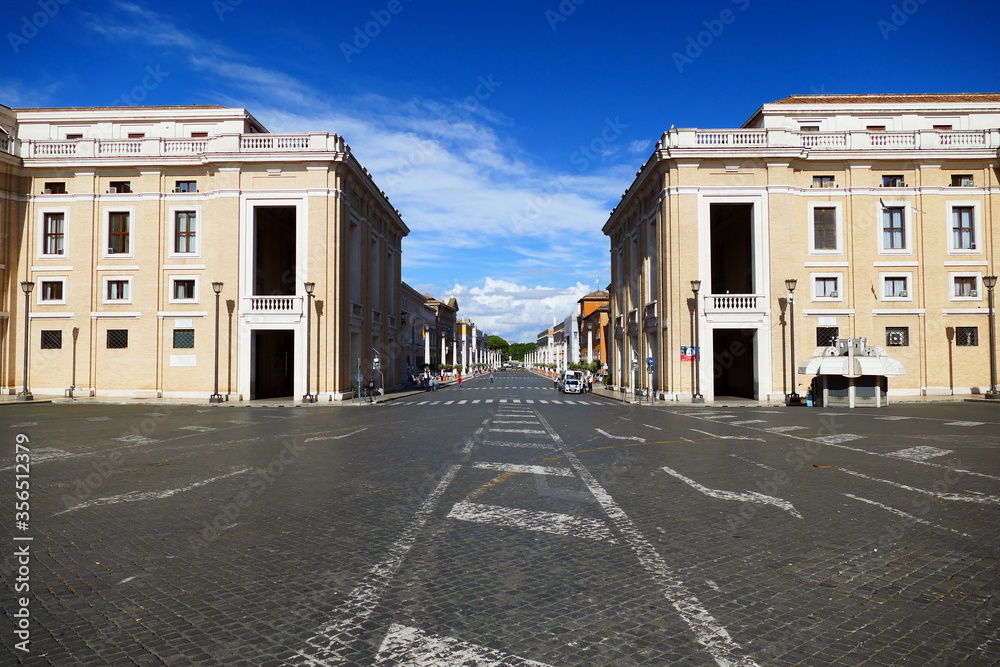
[38,210,68,258]
[951,274,980,299]
[103,207,136,257]
[172,210,198,255]
[810,204,840,252]
[882,274,910,300]
[811,273,842,300]
[169,276,199,303]
[38,278,67,305]
[103,277,132,303]
[948,203,979,252]
[881,205,907,251]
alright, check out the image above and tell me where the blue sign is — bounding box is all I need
[647,357,654,366]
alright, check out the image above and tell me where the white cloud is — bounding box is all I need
[443,278,598,343]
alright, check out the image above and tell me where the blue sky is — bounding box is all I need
[4,0,999,342]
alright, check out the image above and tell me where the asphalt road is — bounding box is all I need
[1,371,998,665]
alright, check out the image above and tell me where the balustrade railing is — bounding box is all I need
[244,295,302,314]
[705,294,763,311]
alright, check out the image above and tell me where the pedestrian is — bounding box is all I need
[457,373,463,389]
[489,373,494,383]
[429,376,436,392]
[368,378,375,403]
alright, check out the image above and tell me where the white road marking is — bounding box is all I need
[489,428,547,434]
[705,414,737,419]
[728,420,767,425]
[813,434,864,445]
[526,399,535,403]
[57,468,250,514]
[838,467,1000,504]
[118,576,138,585]
[660,466,803,519]
[448,501,617,543]
[486,399,494,403]
[538,400,549,404]
[473,462,574,477]
[458,400,468,405]
[9,422,38,428]
[728,454,777,471]
[444,400,455,405]
[87,417,111,421]
[0,447,76,471]
[304,428,369,442]
[690,428,765,443]
[376,624,553,666]
[531,411,759,667]
[596,428,646,443]
[480,440,556,450]
[843,494,972,538]
[944,421,985,427]
[888,445,954,461]
[643,424,663,430]
[763,426,807,432]
[472,399,481,404]
[296,465,461,664]
[112,435,159,445]
[492,420,540,424]
[178,425,217,432]
[875,416,911,421]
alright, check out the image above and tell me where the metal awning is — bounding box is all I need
[798,356,905,377]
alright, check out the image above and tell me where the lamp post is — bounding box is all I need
[18,281,34,401]
[209,281,224,403]
[302,282,316,402]
[691,280,703,403]
[785,278,801,405]
[985,275,998,399]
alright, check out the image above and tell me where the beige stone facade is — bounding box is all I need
[1,104,408,400]
[603,94,1000,402]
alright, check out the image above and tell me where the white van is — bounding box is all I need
[561,370,584,394]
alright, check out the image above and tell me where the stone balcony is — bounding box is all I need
[658,128,999,152]
[13,133,348,160]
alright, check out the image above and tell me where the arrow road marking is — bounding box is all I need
[57,468,251,514]
[660,466,803,519]
[596,428,646,442]
[690,428,765,443]
[843,494,972,538]
[304,427,369,442]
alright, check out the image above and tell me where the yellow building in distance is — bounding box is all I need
[1,104,408,401]
[603,94,1000,402]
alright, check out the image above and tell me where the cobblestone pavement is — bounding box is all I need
[1,372,998,665]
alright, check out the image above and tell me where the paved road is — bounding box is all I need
[1,372,998,665]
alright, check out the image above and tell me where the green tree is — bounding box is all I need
[507,342,537,360]
[487,335,510,350]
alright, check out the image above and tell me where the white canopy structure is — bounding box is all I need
[797,338,906,408]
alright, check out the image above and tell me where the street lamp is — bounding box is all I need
[209,281,224,403]
[785,278,801,405]
[984,275,998,399]
[302,282,317,402]
[18,281,34,401]
[587,322,594,365]
[691,280,703,403]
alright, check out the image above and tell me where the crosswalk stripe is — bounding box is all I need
[472,399,481,404]
[486,399,494,403]
[538,400,549,404]
[474,462,574,477]
[458,400,467,405]
[480,441,556,450]
[448,501,618,543]
[444,401,454,405]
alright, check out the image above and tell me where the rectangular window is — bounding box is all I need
[174,211,197,253]
[800,126,820,132]
[107,329,129,349]
[65,133,83,140]
[884,276,908,298]
[127,133,145,139]
[882,175,905,187]
[951,174,974,187]
[812,175,835,188]
[40,280,63,302]
[933,124,953,131]
[955,327,978,347]
[173,329,195,349]
[867,125,886,132]
[43,182,66,194]
[815,277,838,298]
[174,181,198,193]
[813,207,837,249]
[882,207,906,250]
[953,276,977,298]
[107,279,130,301]
[42,213,65,255]
[952,207,975,250]
[191,132,208,138]
[109,181,131,194]
[816,327,839,347]
[108,212,130,254]
[173,279,196,300]
[41,330,62,350]
[886,327,909,347]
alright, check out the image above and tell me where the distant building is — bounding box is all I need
[1,104,408,400]
[578,289,610,368]
[604,94,1000,401]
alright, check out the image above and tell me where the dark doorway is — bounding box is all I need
[252,330,294,399]
[710,203,754,295]
[253,206,296,295]
[713,328,756,399]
